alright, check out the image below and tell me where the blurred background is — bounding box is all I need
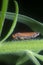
[0,0,43,65]
[0,0,43,39]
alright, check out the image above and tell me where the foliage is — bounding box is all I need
[0,0,43,65]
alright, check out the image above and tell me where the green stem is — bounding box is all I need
[16,50,41,65]
[3,12,43,35]
[0,0,9,35]
[0,40,43,54]
[0,1,43,65]
[0,1,19,44]
[32,52,43,61]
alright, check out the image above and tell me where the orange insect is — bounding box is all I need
[12,32,40,40]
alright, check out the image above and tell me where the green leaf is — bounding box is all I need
[4,12,43,36]
[16,50,41,65]
[32,52,43,61]
[0,0,9,36]
[0,0,19,43]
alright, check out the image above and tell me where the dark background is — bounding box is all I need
[0,0,43,37]
[7,0,43,21]
[0,0,43,65]
[8,0,43,22]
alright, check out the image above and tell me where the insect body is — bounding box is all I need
[12,32,40,40]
